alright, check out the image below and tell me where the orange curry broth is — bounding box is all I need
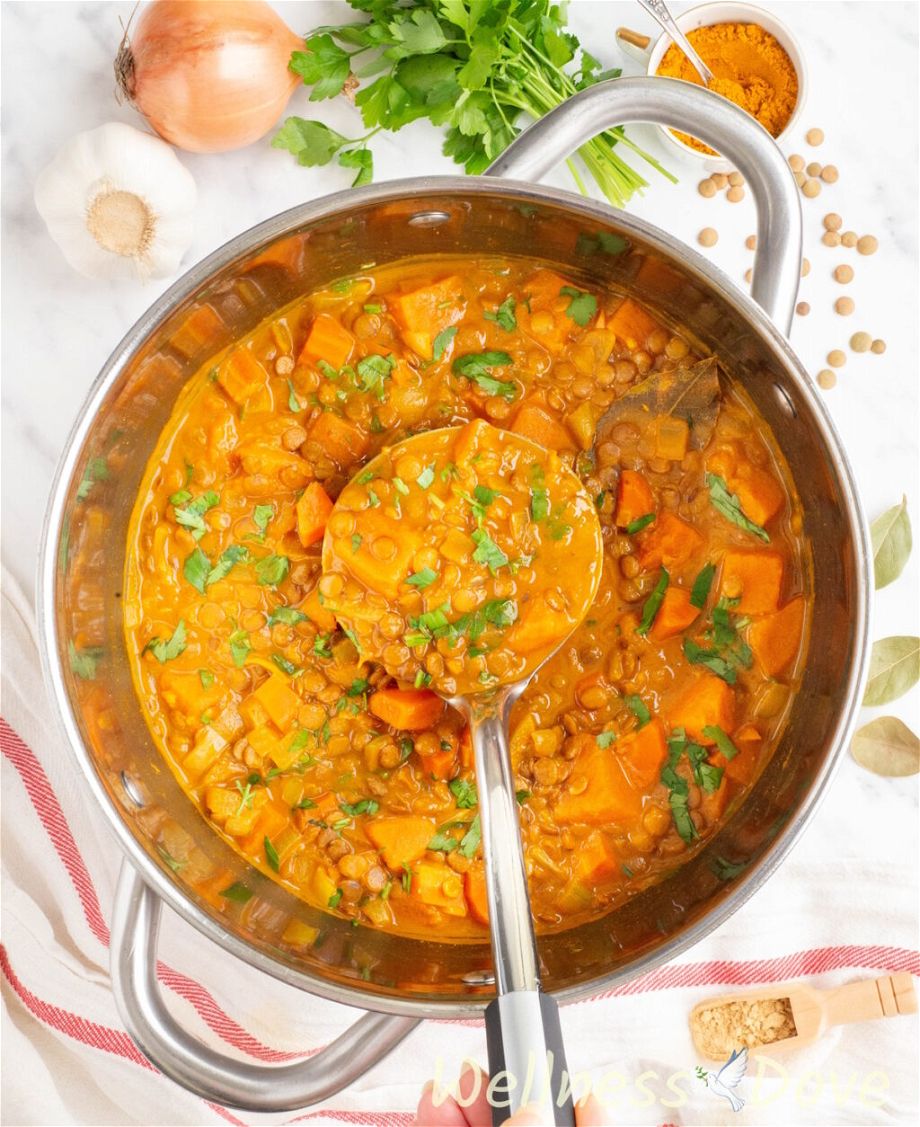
[124,255,811,940]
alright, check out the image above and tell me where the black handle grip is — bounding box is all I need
[485,990,575,1125]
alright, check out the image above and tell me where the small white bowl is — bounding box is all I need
[617,1,808,172]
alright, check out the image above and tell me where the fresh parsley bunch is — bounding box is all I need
[273,0,674,206]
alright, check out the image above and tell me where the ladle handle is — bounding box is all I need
[470,704,574,1125]
[485,76,802,334]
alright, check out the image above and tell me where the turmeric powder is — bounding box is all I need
[657,23,798,155]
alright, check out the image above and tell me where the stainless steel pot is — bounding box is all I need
[38,79,871,1113]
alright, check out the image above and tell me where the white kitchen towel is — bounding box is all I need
[2,563,918,1127]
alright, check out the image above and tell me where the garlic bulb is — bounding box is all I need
[34,122,196,281]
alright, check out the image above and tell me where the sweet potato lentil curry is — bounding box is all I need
[125,256,810,938]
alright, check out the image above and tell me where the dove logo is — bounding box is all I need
[696,1047,749,1112]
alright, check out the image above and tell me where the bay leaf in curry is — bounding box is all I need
[595,356,721,452]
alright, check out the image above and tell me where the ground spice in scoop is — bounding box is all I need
[692,996,797,1057]
[657,23,798,155]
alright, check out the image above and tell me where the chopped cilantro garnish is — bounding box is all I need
[313,633,332,659]
[351,533,362,553]
[471,528,509,572]
[255,554,289,586]
[328,888,343,909]
[287,379,301,412]
[702,725,740,760]
[268,605,308,627]
[483,295,517,331]
[452,351,517,400]
[625,512,656,535]
[416,464,435,489]
[173,491,219,541]
[339,798,380,816]
[690,562,716,609]
[625,695,651,727]
[264,836,281,872]
[144,620,187,664]
[68,641,103,680]
[432,326,458,361]
[449,778,478,808]
[559,286,597,326]
[636,568,669,635]
[229,629,250,668]
[271,653,300,676]
[707,474,770,542]
[199,669,215,689]
[355,353,394,399]
[596,731,617,749]
[406,567,438,588]
[220,882,252,904]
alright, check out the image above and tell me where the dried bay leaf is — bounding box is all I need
[863,635,920,706]
[595,356,721,451]
[870,495,912,589]
[851,716,920,776]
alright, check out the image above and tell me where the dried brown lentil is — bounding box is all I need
[834,264,854,284]
[698,178,717,198]
[795,301,810,316]
[823,213,842,231]
[871,339,887,354]
[827,349,846,368]
[802,178,821,198]
[727,186,745,203]
[806,127,824,146]
[850,332,872,353]
[698,227,718,247]
[821,165,839,183]
[834,296,855,315]
[857,235,879,255]
[817,369,837,389]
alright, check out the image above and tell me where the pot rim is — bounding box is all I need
[37,174,872,1018]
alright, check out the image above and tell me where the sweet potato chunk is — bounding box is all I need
[669,674,735,743]
[649,587,700,641]
[336,509,421,599]
[298,313,355,370]
[464,864,490,924]
[512,403,574,451]
[366,816,436,871]
[390,276,465,359]
[608,298,660,348]
[554,740,643,825]
[617,718,667,789]
[508,602,572,655]
[638,511,704,570]
[411,861,468,916]
[573,832,619,884]
[253,674,300,731]
[308,412,368,468]
[720,549,784,615]
[369,689,445,731]
[615,470,656,529]
[748,597,805,676]
[296,483,334,547]
[217,347,268,405]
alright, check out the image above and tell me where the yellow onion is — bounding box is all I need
[115,0,302,154]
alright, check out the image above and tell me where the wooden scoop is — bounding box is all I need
[690,973,917,1060]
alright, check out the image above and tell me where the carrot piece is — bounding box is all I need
[637,511,704,570]
[421,748,457,781]
[654,416,690,461]
[369,688,445,731]
[310,792,340,821]
[308,411,368,467]
[649,587,700,641]
[607,298,660,348]
[615,469,656,528]
[720,549,784,615]
[411,861,468,916]
[300,585,337,633]
[464,864,490,924]
[554,740,643,825]
[669,674,735,743]
[748,597,805,676]
[616,718,667,788]
[511,402,575,452]
[713,739,760,785]
[296,483,334,547]
[390,276,465,359]
[366,815,436,871]
[217,347,268,405]
[735,723,761,744]
[298,313,355,370]
[253,674,300,731]
[508,602,572,655]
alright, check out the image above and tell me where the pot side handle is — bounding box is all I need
[485,76,802,335]
[110,861,420,1113]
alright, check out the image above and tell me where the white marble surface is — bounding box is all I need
[1,0,918,1121]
